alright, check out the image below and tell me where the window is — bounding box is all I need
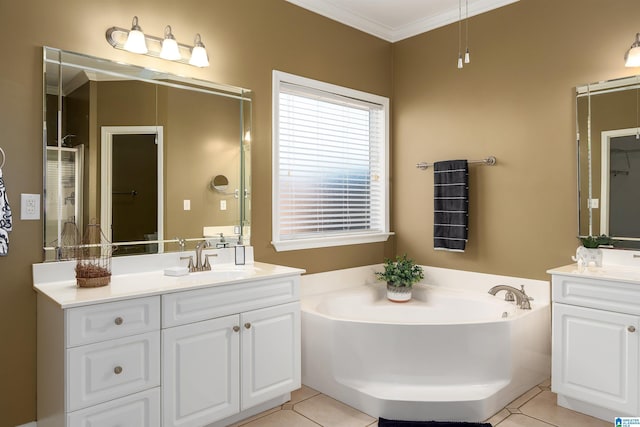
[272,70,391,251]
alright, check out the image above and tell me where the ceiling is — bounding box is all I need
[285,0,519,42]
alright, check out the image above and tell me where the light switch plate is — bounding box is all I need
[588,198,599,209]
[183,200,191,211]
[220,200,227,211]
[21,193,40,220]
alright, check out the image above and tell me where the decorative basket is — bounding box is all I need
[75,223,114,288]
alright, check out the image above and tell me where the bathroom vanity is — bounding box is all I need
[33,251,303,427]
[548,252,640,422]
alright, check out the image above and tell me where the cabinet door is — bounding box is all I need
[241,302,301,410]
[163,315,240,427]
[553,303,639,415]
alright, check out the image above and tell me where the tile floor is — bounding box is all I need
[229,379,612,427]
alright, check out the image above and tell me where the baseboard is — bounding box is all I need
[16,422,36,427]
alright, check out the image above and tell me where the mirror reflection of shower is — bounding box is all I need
[45,143,84,249]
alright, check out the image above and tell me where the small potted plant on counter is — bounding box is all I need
[375,254,424,302]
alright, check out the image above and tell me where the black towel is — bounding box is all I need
[433,160,468,252]
[379,419,491,427]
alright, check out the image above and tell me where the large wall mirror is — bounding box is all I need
[43,47,252,261]
[577,75,640,248]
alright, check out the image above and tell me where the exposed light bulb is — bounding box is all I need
[464,48,470,64]
[457,54,463,69]
[123,16,148,54]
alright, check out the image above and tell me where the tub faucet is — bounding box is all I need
[488,285,532,310]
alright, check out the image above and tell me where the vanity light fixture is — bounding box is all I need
[123,16,147,54]
[625,33,640,67]
[106,16,210,67]
[160,26,181,61]
[189,34,209,67]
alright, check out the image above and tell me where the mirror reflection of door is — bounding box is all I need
[101,126,164,255]
[601,128,640,240]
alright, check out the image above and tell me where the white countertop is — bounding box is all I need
[34,260,305,309]
[547,263,640,285]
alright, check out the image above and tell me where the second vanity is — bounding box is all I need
[33,248,304,427]
[548,249,640,422]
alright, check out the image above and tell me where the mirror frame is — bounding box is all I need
[576,74,640,247]
[42,46,252,260]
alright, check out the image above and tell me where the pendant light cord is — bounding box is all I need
[457,0,463,68]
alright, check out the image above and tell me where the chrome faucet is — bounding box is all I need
[180,240,216,272]
[488,285,532,310]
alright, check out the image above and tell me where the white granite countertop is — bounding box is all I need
[33,249,304,308]
[547,263,640,285]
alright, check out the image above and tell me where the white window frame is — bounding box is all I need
[272,70,392,252]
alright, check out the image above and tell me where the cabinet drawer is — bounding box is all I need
[163,276,300,328]
[67,387,160,427]
[67,331,160,412]
[66,296,160,347]
[552,275,640,315]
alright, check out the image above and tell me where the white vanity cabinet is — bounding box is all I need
[550,272,640,421]
[162,276,301,427]
[35,263,302,427]
[37,295,161,427]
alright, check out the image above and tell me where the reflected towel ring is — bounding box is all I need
[0,147,5,168]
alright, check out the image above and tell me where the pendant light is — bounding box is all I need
[457,0,463,69]
[160,26,181,60]
[464,0,471,64]
[123,16,148,54]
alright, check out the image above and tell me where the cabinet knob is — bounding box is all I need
[114,366,123,375]
[114,317,124,326]
[629,326,636,333]
[233,326,240,332]
[244,322,251,329]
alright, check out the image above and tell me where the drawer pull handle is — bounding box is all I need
[233,326,240,332]
[629,326,636,333]
[244,322,251,329]
[114,366,123,375]
[114,317,124,326]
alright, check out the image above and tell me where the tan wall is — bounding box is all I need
[2,0,639,423]
[392,0,640,280]
[0,1,391,424]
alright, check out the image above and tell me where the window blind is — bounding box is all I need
[275,81,385,243]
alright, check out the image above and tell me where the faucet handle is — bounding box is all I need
[180,255,194,272]
[520,285,534,300]
[204,253,218,270]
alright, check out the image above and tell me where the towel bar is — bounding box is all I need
[0,147,5,168]
[416,156,496,170]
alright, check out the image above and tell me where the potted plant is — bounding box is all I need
[375,254,424,302]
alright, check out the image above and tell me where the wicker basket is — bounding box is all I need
[75,223,113,288]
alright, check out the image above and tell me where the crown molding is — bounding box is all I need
[285,0,519,43]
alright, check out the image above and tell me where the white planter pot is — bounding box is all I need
[386,283,412,302]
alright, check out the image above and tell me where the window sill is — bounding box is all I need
[271,232,394,252]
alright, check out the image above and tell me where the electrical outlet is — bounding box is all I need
[220,200,227,211]
[588,198,599,209]
[21,193,41,220]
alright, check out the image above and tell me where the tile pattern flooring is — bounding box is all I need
[229,380,612,427]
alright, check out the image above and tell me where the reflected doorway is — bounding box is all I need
[101,126,164,255]
[600,128,640,239]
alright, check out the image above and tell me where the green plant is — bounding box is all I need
[375,254,424,287]
[579,235,613,248]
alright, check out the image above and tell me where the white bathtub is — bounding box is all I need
[301,265,551,422]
